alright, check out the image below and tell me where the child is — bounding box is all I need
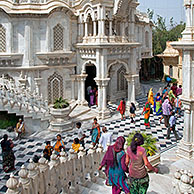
[76,122,86,148]
[167,112,180,140]
[72,138,80,153]
[129,102,136,123]
[43,149,50,161]
[45,141,53,157]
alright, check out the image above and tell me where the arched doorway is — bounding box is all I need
[85,64,97,105]
[108,63,127,103]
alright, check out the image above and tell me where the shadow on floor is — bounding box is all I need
[158,164,170,175]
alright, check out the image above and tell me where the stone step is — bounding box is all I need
[73,110,97,123]
[70,105,91,119]
[79,180,111,194]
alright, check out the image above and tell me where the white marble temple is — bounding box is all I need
[0,0,152,119]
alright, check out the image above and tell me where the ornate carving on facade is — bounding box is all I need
[48,72,63,104]
[53,24,64,51]
[0,24,6,53]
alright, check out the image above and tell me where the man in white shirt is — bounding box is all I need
[99,127,112,151]
[76,122,86,148]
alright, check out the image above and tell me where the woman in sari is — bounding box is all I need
[99,136,130,194]
[117,98,126,120]
[1,134,15,173]
[91,118,101,147]
[142,102,151,127]
[148,88,154,106]
[154,93,162,116]
[89,89,95,106]
[126,133,158,194]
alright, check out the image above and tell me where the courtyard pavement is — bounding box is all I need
[0,81,184,193]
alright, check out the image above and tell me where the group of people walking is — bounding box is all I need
[141,83,182,140]
[99,133,158,194]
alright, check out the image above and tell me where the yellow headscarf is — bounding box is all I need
[148,88,154,105]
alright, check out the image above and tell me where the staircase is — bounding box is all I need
[70,104,98,123]
[0,77,50,133]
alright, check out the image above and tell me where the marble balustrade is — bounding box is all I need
[5,144,105,194]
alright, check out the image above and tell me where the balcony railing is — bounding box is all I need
[13,0,72,4]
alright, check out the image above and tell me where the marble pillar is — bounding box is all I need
[170,0,194,159]
[70,75,76,102]
[24,21,33,66]
[125,74,139,110]
[79,74,88,106]
[93,21,97,36]
[95,78,110,119]
[84,22,88,37]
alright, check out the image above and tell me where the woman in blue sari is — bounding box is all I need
[99,136,130,194]
[154,93,162,116]
[91,118,101,147]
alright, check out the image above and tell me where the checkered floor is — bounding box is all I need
[0,95,184,193]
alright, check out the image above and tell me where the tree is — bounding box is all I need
[150,10,185,55]
[140,10,185,81]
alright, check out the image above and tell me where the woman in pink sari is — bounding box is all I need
[125,133,158,194]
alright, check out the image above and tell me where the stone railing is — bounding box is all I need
[0,77,49,117]
[13,0,71,4]
[173,169,194,194]
[5,145,105,194]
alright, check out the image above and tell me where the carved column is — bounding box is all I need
[109,20,113,36]
[125,74,139,110]
[93,21,97,36]
[24,21,33,66]
[171,1,194,159]
[70,75,76,102]
[84,22,88,37]
[79,74,88,106]
[95,78,110,119]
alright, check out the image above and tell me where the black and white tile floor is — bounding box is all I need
[0,95,184,193]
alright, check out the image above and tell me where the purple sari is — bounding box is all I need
[100,137,130,194]
[89,89,94,106]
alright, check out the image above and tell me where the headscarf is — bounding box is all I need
[101,136,125,169]
[114,136,125,153]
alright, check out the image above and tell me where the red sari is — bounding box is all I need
[117,100,126,115]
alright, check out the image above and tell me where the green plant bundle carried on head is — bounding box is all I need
[53,97,69,109]
[126,131,158,156]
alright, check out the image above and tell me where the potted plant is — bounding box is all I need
[53,97,69,109]
[126,131,160,167]
[49,97,72,132]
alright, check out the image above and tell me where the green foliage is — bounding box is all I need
[126,131,157,156]
[53,97,69,109]
[148,9,186,55]
[0,112,19,129]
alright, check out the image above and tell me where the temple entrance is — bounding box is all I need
[85,65,97,106]
[107,63,127,104]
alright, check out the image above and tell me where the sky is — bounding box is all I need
[137,0,185,26]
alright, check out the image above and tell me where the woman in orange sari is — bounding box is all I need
[117,98,126,120]
[141,102,151,127]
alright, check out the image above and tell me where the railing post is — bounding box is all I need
[6,173,20,194]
